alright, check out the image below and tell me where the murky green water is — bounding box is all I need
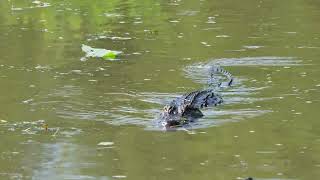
[1,0,320,179]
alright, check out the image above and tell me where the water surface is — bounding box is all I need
[1,0,320,179]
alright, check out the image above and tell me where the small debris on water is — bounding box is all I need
[112,175,127,179]
[216,35,230,38]
[43,124,48,131]
[70,70,82,73]
[35,65,51,70]
[22,99,33,104]
[0,120,7,123]
[243,45,263,49]
[98,142,114,146]
[169,20,180,23]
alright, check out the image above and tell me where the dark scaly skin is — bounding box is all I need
[160,90,223,127]
[160,65,233,128]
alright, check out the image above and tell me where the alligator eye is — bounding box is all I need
[163,105,170,112]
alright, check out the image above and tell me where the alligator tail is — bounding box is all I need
[208,65,234,88]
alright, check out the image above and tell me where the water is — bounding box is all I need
[1,0,320,179]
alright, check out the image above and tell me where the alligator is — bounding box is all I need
[160,65,233,128]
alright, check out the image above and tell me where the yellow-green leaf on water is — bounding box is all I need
[103,52,116,60]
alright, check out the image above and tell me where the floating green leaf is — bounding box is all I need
[102,51,116,60]
[81,44,122,61]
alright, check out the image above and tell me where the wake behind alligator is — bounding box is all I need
[160,66,234,128]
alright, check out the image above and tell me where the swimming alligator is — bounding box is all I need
[160,65,233,128]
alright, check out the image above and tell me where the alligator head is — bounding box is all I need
[160,104,204,128]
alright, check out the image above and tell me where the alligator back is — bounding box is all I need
[162,89,223,118]
[179,89,223,115]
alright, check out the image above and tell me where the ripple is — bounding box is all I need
[175,57,303,130]
[24,56,304,130]
[212,56,302,66]
[2,120,82,137]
